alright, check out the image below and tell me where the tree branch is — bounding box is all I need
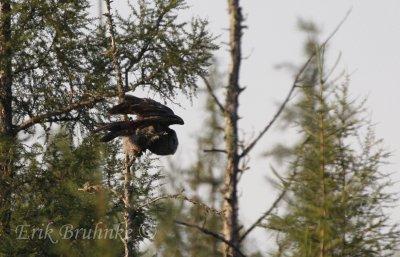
[239,9,351,159]
[123,6,169,73]
[239,188,287,243]
[19,8,175,135]
[175,220,247,257]
[16,95,109,133]
[201,74,225,113]
[176,193,223,216]
[139,191,222,216]
[203,148,227,154]
[240,139,309,242]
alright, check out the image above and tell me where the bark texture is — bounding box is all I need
[222,0,243,256]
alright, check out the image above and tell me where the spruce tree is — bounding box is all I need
[267,24,399,257]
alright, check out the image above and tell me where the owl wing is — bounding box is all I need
[94,115,183,142]
[108,95,175,118]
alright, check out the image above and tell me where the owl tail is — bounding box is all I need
[93,121,135,142]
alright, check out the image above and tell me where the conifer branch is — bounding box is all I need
[16,95,109,133]
[124,7,168,72]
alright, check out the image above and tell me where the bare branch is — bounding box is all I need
[137,192,183,209]
[138,192,222,216]
[239,188,287,243]
[175,220,247,257]
[239,9,351,159]
[201,74,225,113]
[45,116,80,123]
[240,138,309,242]
[203,148,227,154]
[176,194,223,216]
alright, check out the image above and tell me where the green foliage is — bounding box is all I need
[267,26,399,257]
[10,0,110,132]
[4,0,216,133]
[0,0,216,255]
[1,131,123,257]
[116,0,218,100]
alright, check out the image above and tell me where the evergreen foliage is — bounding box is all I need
[267,25,399,257]
[0,0,216,255]
[1,131,122,256]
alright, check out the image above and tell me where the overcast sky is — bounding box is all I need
[95,0,400,252]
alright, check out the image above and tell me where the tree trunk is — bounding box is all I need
[222,1,243,256]
[123,154,135,257]
[0,0,14,238]
[318,83,327,257]
[104,1,136,256]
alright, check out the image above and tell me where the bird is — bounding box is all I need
[94,95,184,156]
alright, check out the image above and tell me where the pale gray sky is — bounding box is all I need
[95,0,400,253]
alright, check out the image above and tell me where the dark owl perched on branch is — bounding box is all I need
[95,95,184,156]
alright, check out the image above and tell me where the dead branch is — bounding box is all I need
[239,188,287,243]
[240,138,309,242]
[137,193,183,209]
[176,193,223,216]
[137,191,222,216]
[203,148,227,154]
[175,220,247,257]
[201,74,225,113]
[239,9,351,159]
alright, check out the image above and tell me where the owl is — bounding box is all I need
[95,95,184,156]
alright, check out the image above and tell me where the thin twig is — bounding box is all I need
[240,138,309,241]
[78,183,125,204]
[177,194,223,216]
[239,188,287,243]
[203,148,227,154]
[137,193,182,209]
[138,190,222,215]
[175,220,247,257]
[201,74,225,113]
[239,9,351,159]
